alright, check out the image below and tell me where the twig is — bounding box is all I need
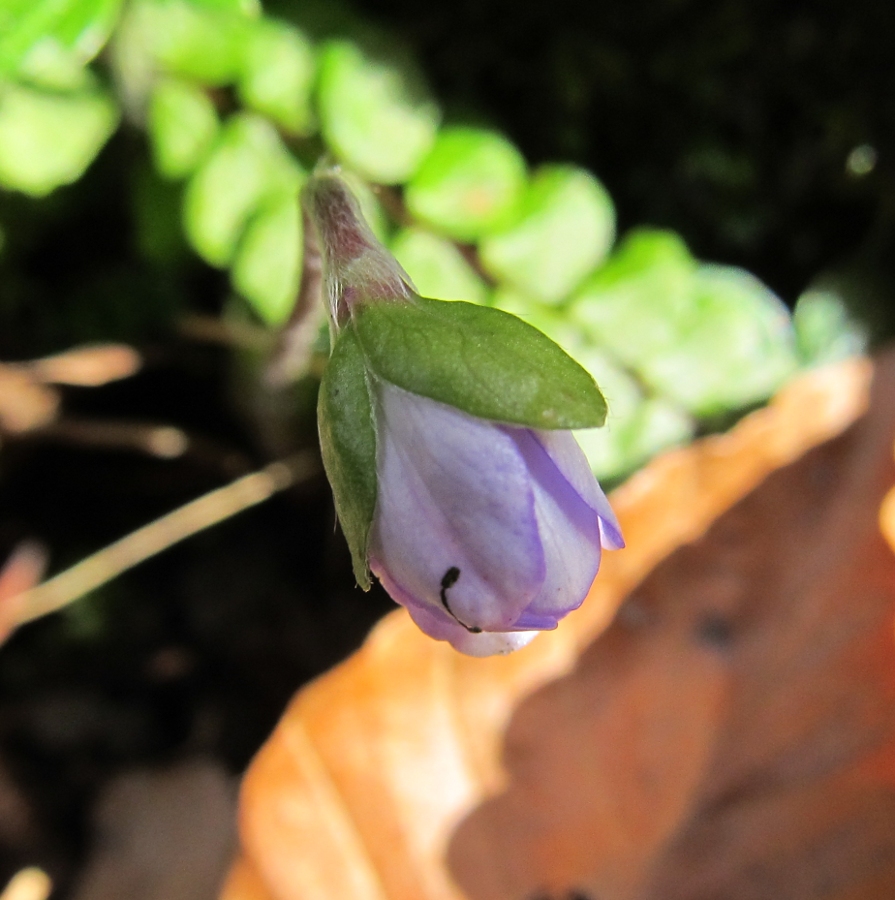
[178,313,273,351]
[12,452,319,627]
[0,543,47,644]
[26,343,141,387]
[23,417,256,477]
[34,418,192,459]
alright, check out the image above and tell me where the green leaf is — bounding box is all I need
[562,344,692,479]
[588,227,694,282]
[145,0,255,85]
[148,78,218,179]
[0,0,123,84]
[404,127,527,242]
[354,296,606,429]
[237,19,316,135]
[318,328,377,589]
[480,165,616,304]
[638,265,798,414]
[575,396,692,481]
[624,398,693,463]
[390,228,488,304]
[793,287,868,366]
[573,231,798,416]
[232,191,302,327]
[183,113,302,267]
[0,82,119,196]
[189,0,258,12]
[571,228,699,371]
[317,40,440,184]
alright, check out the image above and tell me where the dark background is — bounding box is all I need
[0,0,893,893]
[363,0,895,308]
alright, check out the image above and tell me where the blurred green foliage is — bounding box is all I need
[391,228,487,305]
[0,0,870,483]
[404,127,526,240]
[317,39,438,184]
[0,82,118,196]
[480,165,615,304]
[0,0,123,83]
[182,113,301,267]
[148,78,219,178]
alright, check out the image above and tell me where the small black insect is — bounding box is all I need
[439,566,482,633]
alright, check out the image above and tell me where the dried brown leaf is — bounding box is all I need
[219,858,275,900]
[223,355,883,900]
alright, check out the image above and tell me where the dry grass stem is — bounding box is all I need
[12,453,318,627]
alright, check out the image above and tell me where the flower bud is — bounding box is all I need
[309,169,623,655]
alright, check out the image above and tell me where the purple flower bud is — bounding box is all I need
[368,382,624,656]
[305,168,622,656]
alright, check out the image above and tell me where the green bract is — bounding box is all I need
[353,298,606,429]
[317,328,377,589]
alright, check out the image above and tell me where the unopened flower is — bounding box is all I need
[369,384,623,655]
[306,170,623,656]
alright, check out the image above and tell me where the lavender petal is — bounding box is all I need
[369,384,546,632]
